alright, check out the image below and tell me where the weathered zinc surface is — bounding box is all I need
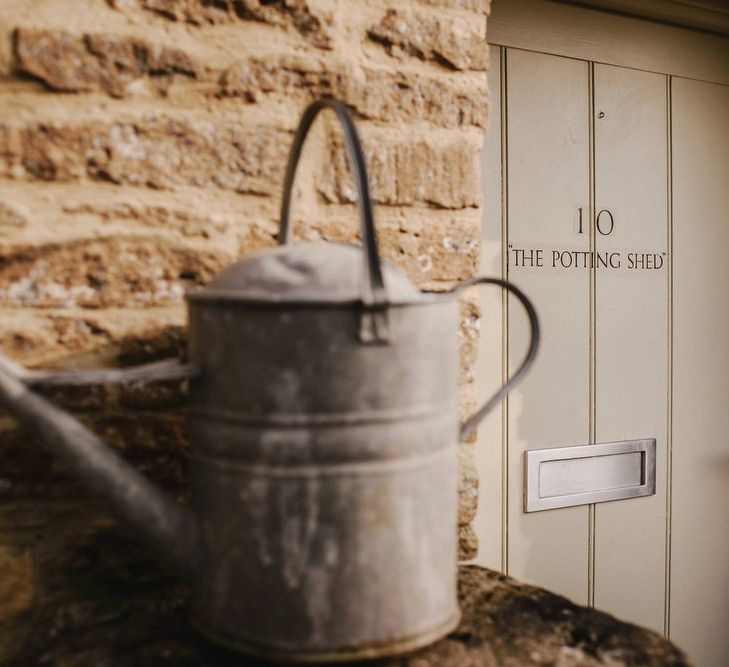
[0,0,489,642]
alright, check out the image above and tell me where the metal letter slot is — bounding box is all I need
[524,439,656,512]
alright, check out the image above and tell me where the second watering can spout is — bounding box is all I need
[0,98,539,662]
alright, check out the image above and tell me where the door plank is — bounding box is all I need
[473,44,506,571]
[671,77,729,667]
[506,48,590,603]
[592,64,668,632]
[488,0,729,86]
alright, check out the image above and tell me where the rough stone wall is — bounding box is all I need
[0,0,489,648]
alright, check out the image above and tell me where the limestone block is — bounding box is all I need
[15,28,199,98]
[126,0,334,48]
[0,307,187,367]
[368,8,488,71]
[0,237,228,309]
[320,132,481,209]
[0,203,28,234]
[305,208,481,284]
[418,0,489,11]
[0,118,291,194]
[458,523,478,561]
[61,200,237,241]
[459,441,479,526]
[459,294,481,384]
[220,56,488,128]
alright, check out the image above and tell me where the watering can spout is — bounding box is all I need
[0,353,198,579]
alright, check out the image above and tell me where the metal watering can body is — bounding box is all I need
[0,100,539,662]
[187,252,461,658]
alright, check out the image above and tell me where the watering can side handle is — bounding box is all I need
[456,277,540,441]
[0,353,198,578]
[278,98,389,344]
[18,357,199,387]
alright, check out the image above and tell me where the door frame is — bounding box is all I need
[554,0,729,37]
[488,0,729,86]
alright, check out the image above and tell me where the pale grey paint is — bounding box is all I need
[671,75,729,667]
[481,1,729,661]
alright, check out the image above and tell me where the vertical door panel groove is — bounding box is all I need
[664,74,673,639]
[593,64,669,633]
[587,60,597,609]
[505,48,590,603]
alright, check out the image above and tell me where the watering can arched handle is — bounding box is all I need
[278,98,389,344]
[456,277,540,441]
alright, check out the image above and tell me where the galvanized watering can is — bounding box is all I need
[0,99,539,662]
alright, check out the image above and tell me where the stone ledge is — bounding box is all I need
[0,505,690,666]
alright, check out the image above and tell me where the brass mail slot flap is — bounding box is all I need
[524,439,656,512]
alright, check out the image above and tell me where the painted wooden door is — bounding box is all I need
[670,77,729,667]
[592,63,669,632]
[475,3,729,664]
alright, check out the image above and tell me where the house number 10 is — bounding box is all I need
[576,207,615,236]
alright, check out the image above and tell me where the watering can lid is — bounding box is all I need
[189,243,426,304]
